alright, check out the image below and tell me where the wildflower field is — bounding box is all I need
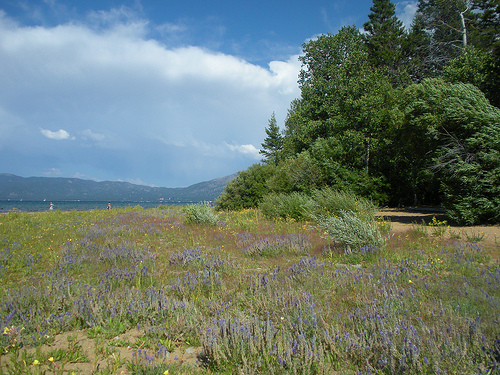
[0,205,499,374]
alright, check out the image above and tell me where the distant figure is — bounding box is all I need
[107,202,111,210]
[49,202,54,211]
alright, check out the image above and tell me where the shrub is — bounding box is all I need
[306,187,378,221]
[259,191,310,221]
[215,164,275,211]
[182,202,219,225]
[314,210,382,252]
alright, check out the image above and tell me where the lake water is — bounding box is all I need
[0,200,186,213]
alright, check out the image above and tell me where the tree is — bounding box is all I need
[281,26,397,202]
[363,0,407,85]
[285,26,387,157]
[412,0,473,76]
[266,151,325,195]
[215,164,275,211]
[388,82,441,206]
[395,79,500,223]
[260,112,283,165]
[472,0,500,57]
[444,47,500,107]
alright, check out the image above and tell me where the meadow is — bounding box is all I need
[0,205,499,374]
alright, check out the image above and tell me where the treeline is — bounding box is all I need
[217,0,500,225]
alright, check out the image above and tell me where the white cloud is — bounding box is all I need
[40,128,74,140]
[81,129,105,142]
[225,143,261,160]
[0,10,300,186]
[396,1,418,29]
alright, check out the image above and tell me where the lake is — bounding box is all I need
[0,200,187,213]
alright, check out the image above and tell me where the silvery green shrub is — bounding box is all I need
[314,209,382,252]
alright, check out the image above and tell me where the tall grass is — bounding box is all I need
[0,206,498,374]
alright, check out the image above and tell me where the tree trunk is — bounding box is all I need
[459,9,467,49]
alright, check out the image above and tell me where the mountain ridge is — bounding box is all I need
[0,173,236,202]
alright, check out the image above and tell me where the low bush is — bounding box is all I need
[182,202,220,225]
[259,191,310,221]
[314,209,383,252]
[306,187,378,221]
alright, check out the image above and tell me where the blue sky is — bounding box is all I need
[0,0,417,188]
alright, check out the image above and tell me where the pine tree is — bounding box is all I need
[363,0,406,85]
[260,112,283,165]
[472,0,500,58]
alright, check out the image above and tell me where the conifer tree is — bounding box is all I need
[412,0,472,76]
[260,112,283,165]
[363,0,406,84]
[472,0,500,57]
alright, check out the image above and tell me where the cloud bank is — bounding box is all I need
[0,9,301,186]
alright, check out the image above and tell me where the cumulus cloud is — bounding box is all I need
[0,10,300,186]
[225,143,261,160]
[40,128,74,140]
[396,1,418,29]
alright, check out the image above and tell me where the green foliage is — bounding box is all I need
[309,137,389,203]
[306,187,378,221]
[259,188,381,251]
[260,112,284,165]
[266,151,324,195]
[215,164,275,211]
[363,0,407,85]
[218,2,500,225]
[444,47,500,108]
[259,191,310,221]
[419,79,500,224]
[412,0,471,76]
[315,210,383,251]
[472,0,500,58]
[305,188,381,252]
[183,202,220,225]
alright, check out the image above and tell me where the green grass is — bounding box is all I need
[0,207,499,374]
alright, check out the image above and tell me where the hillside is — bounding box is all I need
[0,173,236,202]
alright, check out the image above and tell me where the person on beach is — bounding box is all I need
[107,202,111,210]
[49,202,54,211]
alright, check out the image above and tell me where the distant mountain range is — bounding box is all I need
[0,173,237,202]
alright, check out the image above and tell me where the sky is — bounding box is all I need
[0,0,417,188]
